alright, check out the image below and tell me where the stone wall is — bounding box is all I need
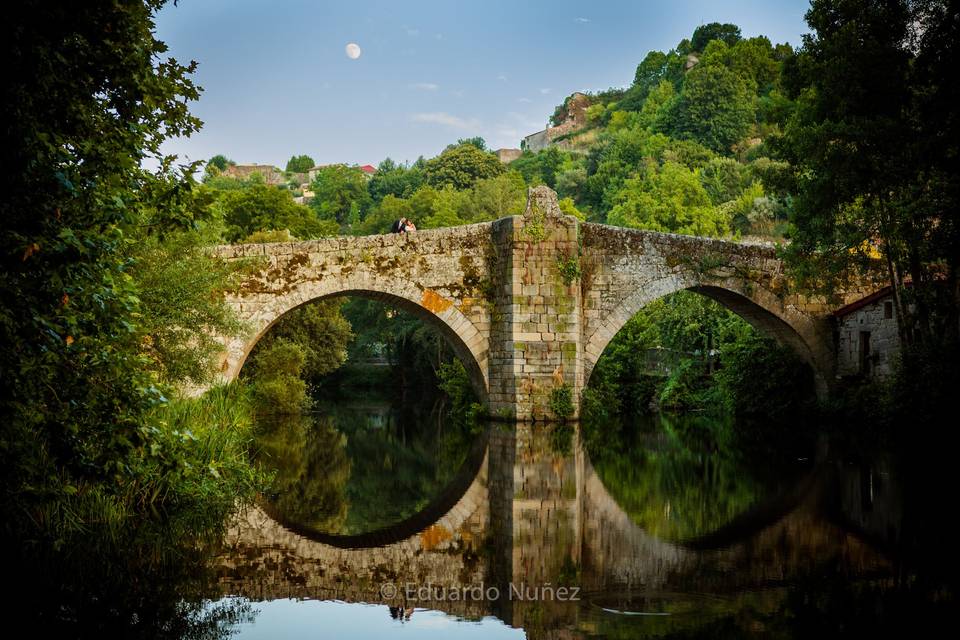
[836,293,900,378]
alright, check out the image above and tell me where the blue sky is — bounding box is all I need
[155,0,812,169]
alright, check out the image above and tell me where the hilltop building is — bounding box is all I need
[522,91,591,152]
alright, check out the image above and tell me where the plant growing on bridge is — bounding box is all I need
[556,251,582,285]
[549,383,575,421]
[523,201,548,242]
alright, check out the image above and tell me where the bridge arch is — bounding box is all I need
[220,273,490,404]
[582,274,833,396]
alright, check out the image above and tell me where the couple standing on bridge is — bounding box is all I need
[390,217,417,233]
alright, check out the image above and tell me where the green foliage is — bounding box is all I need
[691,22,742,52]
[309,164,372,226]
[247,340,309,414]
[548,384,575,420]
[469,171,527,220]
[207,154,234,172]
[246,299,353,396]
[423,143,505,190]
[608,161,731,236]
[367,158,424,203]
[661,63,756,153]
[715,333,815,422]
[510,146,577,189]
[285,154,315,173]
[455,136,487,151]
[658,359,714,411]
[0,2,268,606]
[422,184,470,228]
[776,0,960,345]
[556,252,582,285]
[218,182,335,241]
[127,231,247,386]
[438,359,483,425]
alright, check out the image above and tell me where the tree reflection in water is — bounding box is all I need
[255,413,350,533]
[253,399,479,536]
[583,411,803,541]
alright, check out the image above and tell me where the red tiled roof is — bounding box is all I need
[359,164,376,174]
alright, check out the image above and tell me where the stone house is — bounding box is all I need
[522,92,591,152]
[494,148,522,164]
[221,163,284,185]
[834,287,901,379]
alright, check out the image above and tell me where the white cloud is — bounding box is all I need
[517,97,533,103]
[411,112,481,130]
[405,27,420,36]
[496,74,508,81]
[575,17,591,23]
[409,82,439,91]
[452,89,465,98]
[539,88,551,94]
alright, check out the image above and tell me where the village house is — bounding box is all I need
[833,287,901,379]
[522,92,591,152]
[220,163,284,185]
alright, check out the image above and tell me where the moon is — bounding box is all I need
[345,43,361,60]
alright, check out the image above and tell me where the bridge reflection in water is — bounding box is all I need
[213,424,896,635]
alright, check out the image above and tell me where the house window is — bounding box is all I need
[884,301,893,319]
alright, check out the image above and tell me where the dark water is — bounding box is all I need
[202,402,954,638]
[253,400,479,537]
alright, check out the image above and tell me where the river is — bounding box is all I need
[195,395,943,638]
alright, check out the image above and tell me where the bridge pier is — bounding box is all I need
[487,188,584,421]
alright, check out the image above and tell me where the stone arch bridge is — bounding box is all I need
[213,187,881,420]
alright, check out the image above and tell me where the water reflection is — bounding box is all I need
[253,398,479,536]
[585,412,804,542]
[211,406,952,638]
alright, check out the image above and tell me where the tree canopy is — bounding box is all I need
[285,154,316,173]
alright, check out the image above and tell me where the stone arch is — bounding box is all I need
[220,272,489,404]
[582,274,833,397]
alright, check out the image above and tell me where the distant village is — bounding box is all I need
[208,91,599,204]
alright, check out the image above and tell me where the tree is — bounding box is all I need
[356,194,413,235]
[128,231,247,386]
[309,164,371,225]
[285,154,315,173]
[661,63,756,153]
[207,154,233,172]
[367,158,424,203]
[421,185,469,228]
[691,22,742,52]
[218,181,335,240]
[248,299,354,388]
[776,0,960,344]
[1,0,261,624]
[607,161,730,236]
[422,144,504,190]
[455,136,487,151]
[467,172,527,221]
